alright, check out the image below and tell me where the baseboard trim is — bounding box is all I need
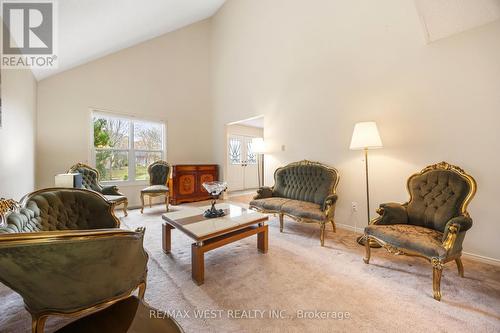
[335,223,500,267]
[336,223,364,234]
[462,252,500,266]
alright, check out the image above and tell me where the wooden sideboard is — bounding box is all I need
[168,164,219,205]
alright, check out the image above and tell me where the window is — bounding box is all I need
[228,138,241,165]
[92,112,165,182]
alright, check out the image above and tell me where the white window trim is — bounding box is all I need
[89,108,167,187]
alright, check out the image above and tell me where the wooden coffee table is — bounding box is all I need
[162,203,268,285]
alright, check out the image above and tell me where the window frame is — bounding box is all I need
[90,109,167,186]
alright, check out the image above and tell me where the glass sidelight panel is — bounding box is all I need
[229,138,242,165]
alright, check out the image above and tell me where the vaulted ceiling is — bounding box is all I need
[32,0,499,80]
[34,0,225,80]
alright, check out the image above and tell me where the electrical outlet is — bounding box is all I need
[351,202,358,212]
[281,145,286,151]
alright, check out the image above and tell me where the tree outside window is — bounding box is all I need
[93,113,165,181]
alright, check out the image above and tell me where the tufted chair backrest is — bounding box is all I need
[68,163,101,192]
[406,163,476,233]
[0,189,119,234]
[273,161,338,205]
[148,161,170,185]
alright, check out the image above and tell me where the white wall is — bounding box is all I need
[211,0,500,261]
[227,124,263,138]
[0,69,37,200]
[36,20,214,207]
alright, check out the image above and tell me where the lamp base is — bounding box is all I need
[356,235,381,248]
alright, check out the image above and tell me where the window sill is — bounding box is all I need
[102,180,149,187]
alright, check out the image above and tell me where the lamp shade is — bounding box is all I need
[349,122,383,150]
[252,137,265,154]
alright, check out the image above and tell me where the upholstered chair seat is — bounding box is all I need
[141,185,169,193]
[68,163,128,216]
[140,160,171,213]
[365,224,447,258]
[280,200,325,221]
[103,194,128,204]
[363,162,476,301]
[250,198,291,212]
[250,160,339,246]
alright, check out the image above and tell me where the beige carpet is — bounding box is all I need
[1,200,499,332]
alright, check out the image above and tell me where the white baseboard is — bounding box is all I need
[462,252,500,266]
[336,223,364,234]
[335,223,500,267]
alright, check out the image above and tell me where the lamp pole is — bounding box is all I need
[364,148,370,224]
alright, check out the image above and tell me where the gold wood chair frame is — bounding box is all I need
[68,163,129,217]
[363,162,477,301]
[250,160,340,246]
[0,226,148,333]
[140,160,172,213]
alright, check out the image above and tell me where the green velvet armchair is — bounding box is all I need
[363,162,477,301]
[140,160,171,213]
[68,163,128,216]
[250,160,339,246]
[0,189,148,333]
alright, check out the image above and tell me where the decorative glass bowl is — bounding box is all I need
[202,181,228,218]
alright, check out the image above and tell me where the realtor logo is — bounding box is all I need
[2,0,58,69]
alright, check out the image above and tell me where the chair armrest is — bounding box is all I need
[322,194,338,211]
[372,203,408,225]
[442,216,472,251]
[101,185,121,196]
[253,187,273,200]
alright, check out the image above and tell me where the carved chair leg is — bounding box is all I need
[455,257,464,277]
[432,260,443,301]
[165,194,170,212]
[32,315,47,333]
[140,193,145,213]
[330,219,336,233]
[279,213,284,232]
[123,201,128,217]
[363,235,371,264]
[320,222,326,247]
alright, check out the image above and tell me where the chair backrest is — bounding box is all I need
[0,188,119,234]
[406,162,476,232]
[272,160,339,205]
[148,160,171,186]
[68,163,101,192]
[0,228,148,316]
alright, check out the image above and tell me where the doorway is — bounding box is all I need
[225,116,264,192]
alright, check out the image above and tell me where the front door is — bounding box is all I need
[227,135,259,191]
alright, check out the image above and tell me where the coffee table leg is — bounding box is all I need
[162,223,174,254]
[191,244,205,285]
[257,225,268,253]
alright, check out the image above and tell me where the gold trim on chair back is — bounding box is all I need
[0,198,20,226]
[147,160,171,186]
[405,161,477,218]
[68,162,101,179]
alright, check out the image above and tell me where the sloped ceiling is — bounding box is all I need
[415,0,500,42]
[33,0,225,80]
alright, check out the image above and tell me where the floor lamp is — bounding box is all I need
[349,122,383,246]
[252,138,265,187]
